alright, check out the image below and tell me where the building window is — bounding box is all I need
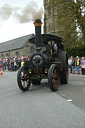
[16,51,20,57]
[6,53,9,57]
[1,54,4,58]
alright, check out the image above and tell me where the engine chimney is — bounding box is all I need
[34,19,42,51]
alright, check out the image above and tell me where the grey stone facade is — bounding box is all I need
[0,34,34,58]
[0,43,32,58]
[44,0,58,35]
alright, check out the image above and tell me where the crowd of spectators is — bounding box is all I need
[68,56,85,75]
[0,55,29,71]
[1,55,85,75]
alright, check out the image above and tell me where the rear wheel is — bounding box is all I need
[17,66,30,91]
[48,64,60,91]
[58,51,68,84]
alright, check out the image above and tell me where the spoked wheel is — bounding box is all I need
[48,64,60,91]
[17,66,30,91]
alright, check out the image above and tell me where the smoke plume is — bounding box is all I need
[15,1,44,23]
[0,1,44,23]
[0,4,13,20]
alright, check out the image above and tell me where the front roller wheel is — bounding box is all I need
[48,64,60,91]
[17,67,31,91]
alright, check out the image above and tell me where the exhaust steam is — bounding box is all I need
[0,1,44,23]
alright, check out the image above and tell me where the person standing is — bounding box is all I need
[81,57,85,75]
[75,56,81,74]
[10,58,14,71]
[68,57,72,73]
[0,59,3,71]
[21,59,24,67]
[14,60,17,71]
[71,56,75,74]
[3,59,6,71]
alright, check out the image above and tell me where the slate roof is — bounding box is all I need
[0,34,34,53]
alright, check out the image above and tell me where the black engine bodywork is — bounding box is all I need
[17,20,68,92]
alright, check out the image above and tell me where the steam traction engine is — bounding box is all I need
[17,20,68,91]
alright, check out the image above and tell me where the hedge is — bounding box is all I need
[65,45,85,57]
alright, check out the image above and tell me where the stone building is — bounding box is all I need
[44,0,58,35]
[0,34,34,58]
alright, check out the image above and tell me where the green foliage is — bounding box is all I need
[47,0,85,48]
[66,45,85,57]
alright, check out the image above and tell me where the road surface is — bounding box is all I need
[0,71,85,128]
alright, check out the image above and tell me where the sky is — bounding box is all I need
[0,0,44,43]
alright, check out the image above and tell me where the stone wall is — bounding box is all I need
[44,0,58,35]
[0,41,33,58]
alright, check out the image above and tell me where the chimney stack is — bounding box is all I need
[34,19,42,51]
